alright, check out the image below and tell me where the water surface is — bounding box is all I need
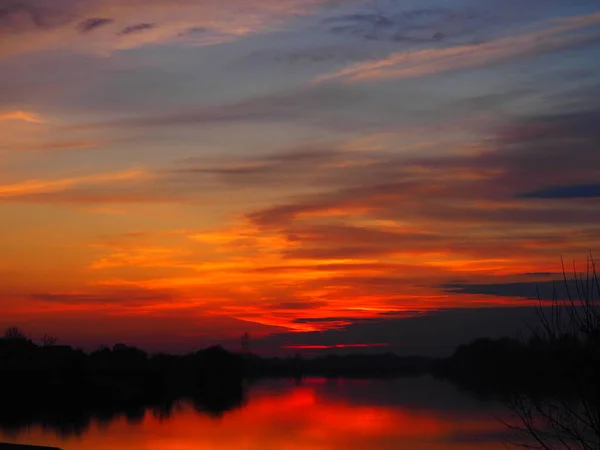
[1,376,513,450]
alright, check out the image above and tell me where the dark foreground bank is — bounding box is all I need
[0,444,62,450]
[1,331,598,436]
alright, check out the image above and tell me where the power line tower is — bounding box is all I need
[241,332,251,354]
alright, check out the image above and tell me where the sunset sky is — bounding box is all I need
[1,0,599,354]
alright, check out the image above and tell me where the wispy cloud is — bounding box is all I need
[78,18,113,33]
[0,169,148,198]
[8,140,104,152]
[0,110,45,123]
[0,0,338,58]
[322,6,494,44]
[518,183,600,199]
[441,279,579,301]
[315,11,600,83]
[119,23,157,36]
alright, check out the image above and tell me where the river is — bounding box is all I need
[1,376,516,450]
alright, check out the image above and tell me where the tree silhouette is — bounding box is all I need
[505,254,600,449]
[41,334,58,346]
[3,326,27,340]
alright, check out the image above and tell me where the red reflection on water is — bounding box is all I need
[3,381,508,450]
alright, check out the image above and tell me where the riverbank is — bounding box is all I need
[0,444,62,450]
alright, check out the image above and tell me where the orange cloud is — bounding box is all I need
[0,169,149,198]
[0,110,45,123]
[1,110,597,346]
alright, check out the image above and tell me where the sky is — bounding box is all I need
[1,0,599,355]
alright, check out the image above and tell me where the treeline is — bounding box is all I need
[0,332,245,434]
[0,329,433,434]
[433,333,600,399]
[2,325,598,435]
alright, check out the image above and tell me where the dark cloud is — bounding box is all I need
[119,23,156,36]
[32,288,175,306]
[270,301,328,310]
[277,224,445,260]
[323,7,494,44]
[78,17,113,33]
[441,279,580,301]
[518,183,600,199]
[234,99,600,231]
[0,1,73,31]
[292,317,378,324]
[180,26,208,35]
[377,310,428,317]
[491,109,600,186]
[257,307,541,357]
[173,147,344,187]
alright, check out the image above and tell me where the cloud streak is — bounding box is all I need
[0,169,150,200]
[0,110,45,123]
[0,0,339,58]
[119,23,156,36]
[519,183,600,199]
[78,18,113,33]
[315,11,600,83]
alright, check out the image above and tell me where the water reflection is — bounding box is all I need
[2,377,512,450]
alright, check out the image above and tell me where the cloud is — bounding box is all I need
[0,110,45,123]
[0,169,148,199]
[293,317,379,323]
[441,280,578,301]
[322,6,494,44]
[277,224,444,260]
[172,147,346,187]
[257,307,542,356]
[315,11,600,83]
[231,102,600,232]
[119,23,156,36]
[518,183,600,199]
[71,95,594,315]
[0,1,74,31]
[78,17,113,33]
[31,287,175,306]
[0,0,339,58]
[271,301,328,310]
[0,166,198,205]
[90,244,192,270]
[121,93,598,313]
[7,140,104,152]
